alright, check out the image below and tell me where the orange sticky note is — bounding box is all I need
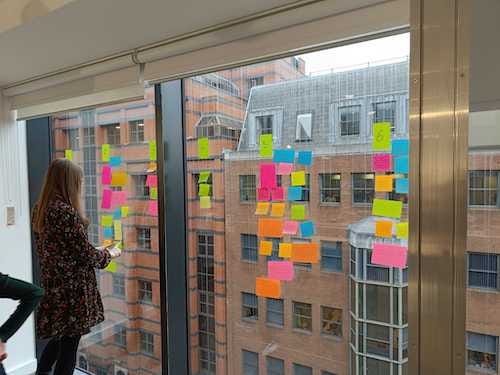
[256,277,281,298]
[375,175,394,192]
[255,202,270,215]
[259,240,273,256]
[291,243,320,263]
[271,203,286,217]
[258,218,284,238]
[279,243,292,258]
[111,171,127,187]
[375,220,393,238]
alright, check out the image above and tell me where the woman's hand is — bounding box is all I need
[0,340,7,362]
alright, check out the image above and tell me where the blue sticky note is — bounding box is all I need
[103,227,113,239]
[300,221,315,238]
[297,151,313,166]
[273,149,295,163]
[392,139,409,156]
[109,156,122,167]
[288,186,303,201]
[395,178,409,194]
[113,208,121,220]
[394,156,409,174]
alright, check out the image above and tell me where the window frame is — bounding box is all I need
[128,119,145,143]
[241,292,259,321]
[467,252,499,290]
[139,330,155,356]
[466,332,498,372]
[321,306,343,338]
[292,301,313,332]
[138,279,153,303]
[239,175,257,202]
[296,113,313,142]
[321,241,343,273]
[241,233,258,262]
[339,104,362,137]
[266,298,284,327]
[319,173,342,204]
[468,170,500,208]
[351,173,375,205]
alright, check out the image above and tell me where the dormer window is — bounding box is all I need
[296,113,312,142]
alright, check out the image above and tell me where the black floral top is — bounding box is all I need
[34,200,111,338]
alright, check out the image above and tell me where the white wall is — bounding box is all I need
[0,93,37,374]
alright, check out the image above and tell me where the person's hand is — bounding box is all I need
[108,246,122,259]
[0,340,7,362]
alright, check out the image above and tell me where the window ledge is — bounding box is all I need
[467,286,500,294]
[319,203,341,207]
[292,328,312,335]
[466,365,498,374]
[266,322,284,330]
[241,259,258,265]
[320,269,344,275]
[321,333,343,342]
[469,205,500,211]
[240,201,257,205]
[241,318,258,324]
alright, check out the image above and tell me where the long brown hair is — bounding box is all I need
[33,158,87,232]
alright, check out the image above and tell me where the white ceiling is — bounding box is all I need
[0,0,299,87]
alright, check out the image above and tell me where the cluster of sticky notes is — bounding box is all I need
[197,171,212,209]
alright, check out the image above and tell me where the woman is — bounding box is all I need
[32,159,121,375]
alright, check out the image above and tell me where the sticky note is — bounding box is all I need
[198,184,211,197]
[373,122,391,151]
[256,277,281,298]
[291,204,306,221]
[259,134,273,158]
[396,222,409,239]
[148,200,158,216]
[271,203,286,217]
[291,171,306,186]
[65,149,73,161]
[279,243,292,258]
[111,172,127,187]
[394,156,409,174]
[198,137,209,159]
[198,171,211,184]
[259,240,273,256]
[150,187,158,200]
[273,149,295,163]
[200,196,212,209]
[113,208,121,220]
[271,187,285,201]
[277,163,294,175]
[109,156,122,167]
[372,199,403,219]
[268,261,294,281]
[288,187,303,201]
[103,227,113,239]
[149,140,157,161]
[260,164,277,189]
[283,221,299,235]
[101,215,113,227]
[392,139,409,156]
[255,202,270,215]
[113,220,122,241]
[146,175,158,188]
[300,221,315,237]
[111,191,127,206]
[375,221,393,238]
[372,154,392,172]
[297,151,313,166]
[101,144,110,162]
[258,218,284,238]
[291,243,320,263]
[101,189,112,209]
[396,178,409,194]
[375,175,394,192]
[372,243,408,269]
[105,260,117,273]
[257,188,271,201]
[121,206,129,218]
[101,166,112,185]
[147,162,157,173]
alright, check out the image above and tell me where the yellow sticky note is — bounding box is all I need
[271,203,286,217]
[255,202,270,216]
[200,196,212,209]
[102,239,113,247]
[105,260,117,273]
[113,220,122,241]
[375,175,394,192]
[279,243,292,258]
[291,204,306,221]
[111,171,127,186]
[198,137,209,159]
[259,134,273,158]
[147,162,157,173]
[65,149,73,161]
[375,220,393,238]
[291,171,306,186]
[373,122,391,151]
[259,240,273,256]
[372,198,403,219]
[121,206,129,218]
[396,222,409,239]
[101,215,113,227]
[198,184,211,197]
[102,144,110,162]
[150,187,158,200]
[149,140,157,161]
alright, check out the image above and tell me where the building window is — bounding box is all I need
[352,173,375,204]
[372,101,396,132]
[197,232,214,293]
[112,274,125,297]
[197,125,215,138]
[248,76,264,91]
[467,332,497,372]
[242,292,258,321]
[469,170,500,207]
[136,227,152,249]
[113,324,127,348]
[138,280,153,303]
[242,350,259,375]
[366,323,391,358]
[319,173,341,203]
[103,123,121,145]
[133,175,150,198]
[296,113,312,141]
[266,298,284,327]
[292,57,301,70]
[339,105,361,136]
[321,306,342,337]
[65,128,80,150]
[267,357,284,375]
[95,366,107,375]
[293,363,313,375]
[78,355,88,370]
[468,253,498,290]
[298,174,310,202]
[256,115,273,136]
[321,241,342,272]
[241,234,258,262]
[240,175,257,202]
[194,173,213,197]
[139,330,154,355]
[129,119,145,143]
[293,301,312,332]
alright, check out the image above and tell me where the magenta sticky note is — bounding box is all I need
[268,261,294,281]
[101,189,112,209]
[283,220,299,235]
[257,188,271,201]
[112,191,128,206]
[146,175,158,187]
[371,243,408,269]
[101,166,112,185]
[148,200,158,216]
[260,163,277,189]
[277,163,294,175]
[271,187,285,201]
[372,153,392,172]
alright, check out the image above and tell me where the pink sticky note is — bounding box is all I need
[112,191,128,206]
[268,261,294,281]
[260,164,277,189]
[101,189,112,209]
[277,163,294,175]
[257,188,271,201]
[371,243,408,269]
[372,153,392,172]
[146,175,158,187]
[101,166,112,185]
[283,220,299,235]
[148,200,158,216]
[271,187,285,201]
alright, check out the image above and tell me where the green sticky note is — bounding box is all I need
[199,171,211,184]
[121,206,129,218]
[149,140,157,161]
[259,134,273,158]
[200,196,212,209]
[150,187,158,200]
[291,171,306,186]
[373,122,391,151]
[199,184,211,197]
[65,149,73,161]
[291,204,306,221]
[198,137,209,159]
[372,198,403,219]
[101,215,113,227]
[102,144,110,162]
[105,260,117,273]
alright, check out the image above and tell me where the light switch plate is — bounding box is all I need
[6,206,15,226]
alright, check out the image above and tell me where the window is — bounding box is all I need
[469,170,500,207]
[138,280,153,303]
[133,175,150,198]
[194,172,213,197]
[367,249,390,283]
[352,173,375,204]
[78,355,88,370]
[266,357,284,375]
[293,301,312,332]
[139,331,155,355]
[242,350,259,375]
[197,125,215,138]
[339,105,361,136]
[65,128,80,150]
[468,253,498,289]
[321,241,342,272]
[241,234,258,262]
[248,76,264,90]
[293,363,313,375]
[321,306,342,337]
[319,173,341,203]
[256,115,273,136]
[136,227,152,250]
[467,332,497,371]
[242,292,258,321]
[266,298,284,327]
[298,174,310,202]
[112,274,125,297]
[292,57,301,70]
[240,175,257,202]
[372,101,396,132]
[129,119,145,143]
[114,324,127,347]
[366,323,391,358]
[103,123,121,145]
[296,113,312,141]
[366,285,390,323]
[95,366,107,375]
